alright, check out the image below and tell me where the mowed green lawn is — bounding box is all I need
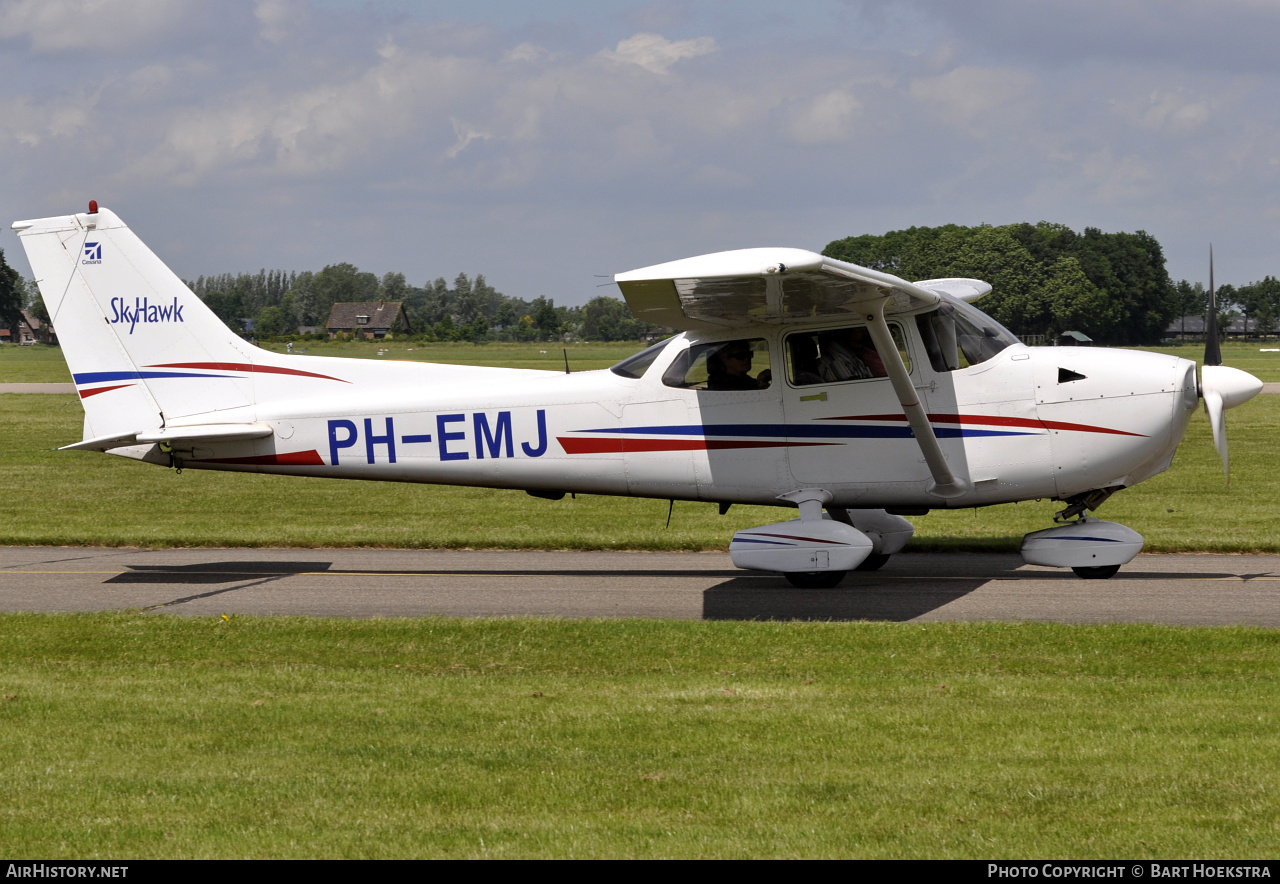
[0,377,1276,550]
[12,337,1280,380]
[0,390,1275,550]
[0,339,645,382]
[3,614,1279,858]
[3,344,1280,859]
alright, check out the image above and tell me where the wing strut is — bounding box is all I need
[863,299,969,499]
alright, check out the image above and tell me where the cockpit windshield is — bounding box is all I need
[915,295,1019,372]
[609,337,674,379]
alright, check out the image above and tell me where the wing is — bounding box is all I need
[615,248,986,330]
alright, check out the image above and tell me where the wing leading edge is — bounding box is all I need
[614,248,990,330]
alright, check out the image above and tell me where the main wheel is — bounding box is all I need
[1072,564,1121,579]
[784,570,848,589]
[854,553,891,572]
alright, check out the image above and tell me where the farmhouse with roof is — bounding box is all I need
[326,301,409,340]
[3,309,56,345]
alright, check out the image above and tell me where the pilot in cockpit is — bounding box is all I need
[707,341,772,390]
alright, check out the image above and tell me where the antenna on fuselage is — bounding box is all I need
[563,348,570,374]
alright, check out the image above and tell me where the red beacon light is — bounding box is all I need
[88,200,98,214]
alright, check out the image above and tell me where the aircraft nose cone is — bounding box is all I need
[1202,364,1264,410]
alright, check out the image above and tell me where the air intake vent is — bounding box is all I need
[1058,367,1087,383]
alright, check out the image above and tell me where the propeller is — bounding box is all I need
[1200,245,1263,482]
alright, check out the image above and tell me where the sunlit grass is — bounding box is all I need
[2,614,1278,858]
[0,391,1276,551]
[0,344,72,382]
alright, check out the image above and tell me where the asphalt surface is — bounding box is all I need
[0,383,76,393]
[1,547,1278,625]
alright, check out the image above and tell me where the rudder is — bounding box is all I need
[13,206,260,440]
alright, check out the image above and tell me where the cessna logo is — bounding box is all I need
[109,296,185,334]
[82,242,102,264]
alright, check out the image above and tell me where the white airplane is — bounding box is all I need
[11,203,1264,586]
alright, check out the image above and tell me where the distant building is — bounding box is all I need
[1056,330,1093,346]
[1165,315,1280,341]
[5,309,55,345]
[326,301,409,340]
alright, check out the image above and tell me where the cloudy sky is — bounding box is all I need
[2,0,1277,302]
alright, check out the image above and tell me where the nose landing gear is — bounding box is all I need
[1021,513,1143,580]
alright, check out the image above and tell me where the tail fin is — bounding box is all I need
[12,206,259,440]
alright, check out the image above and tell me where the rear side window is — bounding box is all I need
[785,324,908,387]
[610,338,673,379]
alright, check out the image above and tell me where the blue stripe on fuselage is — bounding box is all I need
[73,370,236,384]
[573,423,1033,439]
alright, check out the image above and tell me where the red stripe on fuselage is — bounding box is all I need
[821,412,1144,437]
[557,438,837,454]
[79,383,135,399]
[145,362,349,383]
[191,450,326,466]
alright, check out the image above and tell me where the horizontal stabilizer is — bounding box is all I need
[61,423,273,452]
[60,433,145,452]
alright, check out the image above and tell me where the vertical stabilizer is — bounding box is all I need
[12,206,259,439]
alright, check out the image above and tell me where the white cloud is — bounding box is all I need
[0,0,190,52]
[254,0,299,44]
[6,2,1280,294]
[788,89,863,145]
[446,118,490,159]
[503,42,552,64]
[598,32,717,74]
[908,66,1035,135]
[1137,91,1212,132]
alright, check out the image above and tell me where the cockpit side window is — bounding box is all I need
[662,339,772,391]
[609,337,673,379]
[915,296,1018,372]
[785,324,908,387]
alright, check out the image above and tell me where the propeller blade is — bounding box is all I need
[1205,244,1222,366]
[1201,364,1264,482]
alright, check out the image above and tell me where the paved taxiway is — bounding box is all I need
[1,547,1278,625]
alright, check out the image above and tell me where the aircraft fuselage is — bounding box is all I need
[118,327,1199,512]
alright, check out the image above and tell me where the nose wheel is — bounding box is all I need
[1071,564,1120,579]
[784,570,848,589]
[854,553,891,572]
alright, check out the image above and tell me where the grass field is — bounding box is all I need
[2,614,1279,858]
[0,339,647,382]
[0,386,1276,551]
[0,339,1277,552]
[8,338,1280,381]
[3,346,1279,860]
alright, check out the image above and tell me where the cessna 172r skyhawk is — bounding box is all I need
[12,203,1264,586]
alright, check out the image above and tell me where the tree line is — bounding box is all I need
[823,222,1280,345]
[185,264,656,343]
[824,223,1180,345]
